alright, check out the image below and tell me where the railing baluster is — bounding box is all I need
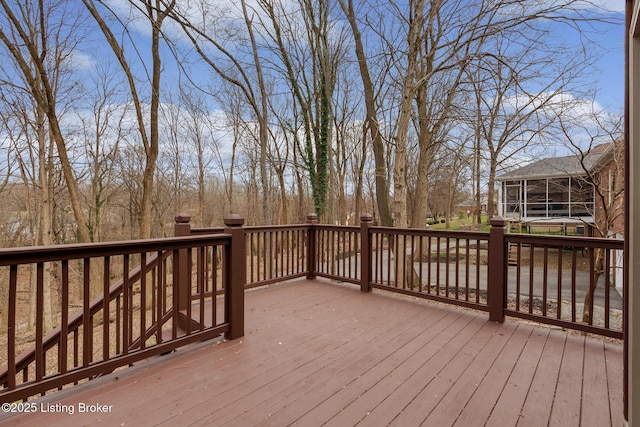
[156,251,164,344]
[542,247,548,317]
[589,248,596,326]
[410,235,416,289]
[60,260,69,378]
[83,258,93,364]
[572,247,578,322]
[140,253,147,349]
[605,248,611,329]
[418,236,424,293]
[445,238,450,298]
[249,233,254,283]
[212,246,218,328]
[152,257,158,330]
[73,328,79,381]
[294,230,298,274]
[8,265,17,390]
[515,243,521,311]
[557,248,563,320]
[269,231,274,280]
[454,238,460,299]
[103,257,110,360]
[36,262,44,383]
[436,237,441,296]
[198,246,205,331]
[123,254,130,353]
[529,245,535,314]
[464,238,470,301]
[186,248,193,336]
[275,231,280,278]
[426,236,432,294]
[475,239,480,304]
[401,234,406,289]
[171,249,178,340]
[256,233,267,279]
[393,233,399,289]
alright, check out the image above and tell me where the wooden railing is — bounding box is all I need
[503,229,624,337]
[0,216,245,403]
[184,213,623,338]
[1,213,624,403]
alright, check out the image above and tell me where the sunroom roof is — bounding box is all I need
[497,149,607,181]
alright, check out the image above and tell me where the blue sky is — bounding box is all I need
[570,0,626,111]
[591,17,626,111]
[89,0,627,115]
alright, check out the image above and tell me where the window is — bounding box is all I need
[525,179,547,217]
[570,177,594,216]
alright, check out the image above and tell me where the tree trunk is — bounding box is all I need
[582,248,605,324]
[338,0,393,226]
[486,155,498,219]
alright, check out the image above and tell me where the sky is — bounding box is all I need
[571,0,626,111]
[586,2,626,111]
[90,0,628,114]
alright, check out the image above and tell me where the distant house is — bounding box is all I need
[496,140,624,237]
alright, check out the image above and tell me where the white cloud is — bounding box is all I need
[581,0,625,13]
[68,50,95,71]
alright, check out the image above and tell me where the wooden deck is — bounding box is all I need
[0,279,623,426]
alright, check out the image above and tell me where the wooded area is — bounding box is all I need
[0,0,623,247]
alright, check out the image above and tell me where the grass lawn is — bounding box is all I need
[428,215,490,231]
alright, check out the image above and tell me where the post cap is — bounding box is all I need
[224,214,245,227]
[306,213,318,223]
[175,214,191,223]
[489,216,508,227]
[361,213,373,223]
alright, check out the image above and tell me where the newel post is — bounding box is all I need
[488,216,507,323]
[174,214,192,312]
[360,214,373,292]
[224,214,245,340]
[306,213,318,279]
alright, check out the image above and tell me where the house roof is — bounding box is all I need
[497,143,612,181]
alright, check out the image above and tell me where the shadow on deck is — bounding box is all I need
[0,279,623,427]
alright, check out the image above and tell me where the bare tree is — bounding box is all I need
[83,0,176,238]
[557,107,624,323]
[179,88,217,227]
[256,0,346,221]
[337,0,393,226]
[0,0,98,330]
[163,0,273,224]
[0,0,91,244]
[332,69,365,224]
[267,99,294,224]
[467,30,590,219]
[77,60,129,242]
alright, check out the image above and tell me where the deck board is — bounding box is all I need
[452,323,534,426]
[0,279,623,427]
[517,328,567,427]
[548,333,585,427]
[582,339,615,426]
[422,320,519,426]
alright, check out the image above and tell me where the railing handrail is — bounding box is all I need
[369,225,489,240]
[0,234,232,266]
[506,233,624,249]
